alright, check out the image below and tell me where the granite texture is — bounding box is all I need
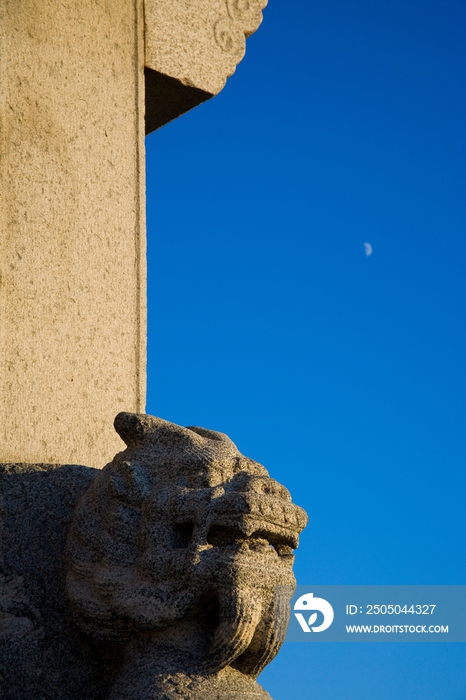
[0,462,111,699]
[144,0,269,108]
[0,1,269,468]
[0,414,307,698]
[0,0,147,469]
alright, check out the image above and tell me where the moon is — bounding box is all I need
[364,242,372,256]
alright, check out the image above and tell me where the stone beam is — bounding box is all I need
[144,0,268,133]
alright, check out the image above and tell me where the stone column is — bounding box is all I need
[0,0,267,469]
[0,0,146,468]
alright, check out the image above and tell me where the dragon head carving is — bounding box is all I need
[66,413,307,689]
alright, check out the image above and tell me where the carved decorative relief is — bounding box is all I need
[0,415,306,698]
[66,412,307,698]
[213,0,267,58]
[226,0,267,37]
[144,0,270,108]
[213,17,245,58]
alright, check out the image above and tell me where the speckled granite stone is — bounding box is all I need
[0,414,307,699]
[0,462,112,699]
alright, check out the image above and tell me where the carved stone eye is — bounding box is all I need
[206,525,245,547]
[172,522,194,548]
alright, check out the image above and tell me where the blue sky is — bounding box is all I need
[145,1,466,697]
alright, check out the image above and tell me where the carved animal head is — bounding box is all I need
[66,413,307,678]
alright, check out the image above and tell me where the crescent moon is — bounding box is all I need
[364,242,372,256]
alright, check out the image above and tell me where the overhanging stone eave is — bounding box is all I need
[143,0,268,132]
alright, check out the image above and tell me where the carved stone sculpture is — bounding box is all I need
[0,414,307,699]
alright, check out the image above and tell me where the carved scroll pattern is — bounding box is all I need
[214,0,268,62]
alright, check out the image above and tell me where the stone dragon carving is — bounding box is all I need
[66,412,307,699]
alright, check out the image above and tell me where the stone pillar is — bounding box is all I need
[0,0,146,468]
[0,0,268,469]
